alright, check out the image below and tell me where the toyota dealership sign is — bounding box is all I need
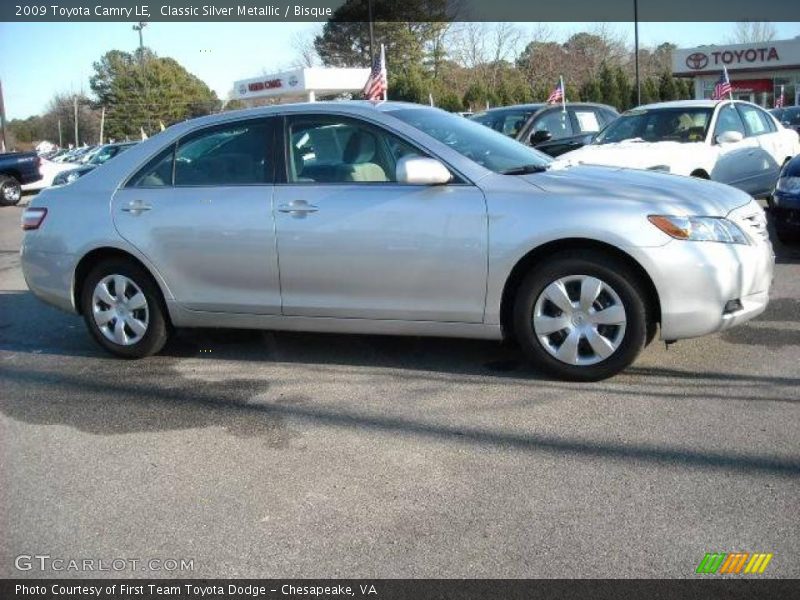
[673,38,800,74]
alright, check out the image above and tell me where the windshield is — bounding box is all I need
[391,108,552,174]
[89,144,134,165]
[595,107,713,144]
[777,107,800,127]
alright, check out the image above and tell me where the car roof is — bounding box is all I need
[154,101,455,138]
[634,99,739,110]
[474,102,615,115]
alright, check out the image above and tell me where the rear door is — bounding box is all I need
[111,117,282,314]
[737,103,786,193]
[710,103,762,193]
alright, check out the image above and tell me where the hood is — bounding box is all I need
[519,164,752,217]
[558,139,701,171]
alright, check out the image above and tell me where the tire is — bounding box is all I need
[0,175,22,206]
[775,222,800,245]
[513,251,649,381]
[80,259,169,358]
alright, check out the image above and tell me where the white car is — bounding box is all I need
[559,100,800,198]
[22,157,79,192]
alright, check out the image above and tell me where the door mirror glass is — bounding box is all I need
[530,130,553,144]
[396,156,452,185]
[716,130,744,144]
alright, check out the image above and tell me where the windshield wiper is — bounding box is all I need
[500,164,550,175]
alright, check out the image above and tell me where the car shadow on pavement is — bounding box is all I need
[2,361,799,478]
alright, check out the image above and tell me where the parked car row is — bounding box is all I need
[17,141,141,194]
[21,101,775,381]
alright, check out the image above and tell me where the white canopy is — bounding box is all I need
[232,67,371,102]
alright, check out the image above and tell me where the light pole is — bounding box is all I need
[634,0,641,105]
[132,21,147,57]
[132,22,150,135]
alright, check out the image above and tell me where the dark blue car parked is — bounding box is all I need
[772,154,800,244]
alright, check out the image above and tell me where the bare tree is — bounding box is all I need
[727,21,777,44]
[290,29,321,68]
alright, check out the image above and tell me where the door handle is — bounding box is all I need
[121,200,152,215]
[278,200,318,216]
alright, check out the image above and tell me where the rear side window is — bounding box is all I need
[572,109,602,133]
[737,104,773,137]
[127,119,274,188]
[128,145,175,188]
[175,121,273,186]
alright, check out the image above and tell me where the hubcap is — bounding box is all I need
[3,183,21,203]
[91,275,149,346]
[532,275,627,366]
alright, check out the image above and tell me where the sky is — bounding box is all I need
[1,21,799,120]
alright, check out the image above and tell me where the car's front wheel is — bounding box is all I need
[0,175,22,206]
[80,259,169,358]
[513,252,649,381]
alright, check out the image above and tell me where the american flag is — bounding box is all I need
[712,67,732,101]
[775,85,785,109]
[362,44,387,102]
[547,80,564,104]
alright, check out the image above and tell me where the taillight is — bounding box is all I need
[22,207,47,230]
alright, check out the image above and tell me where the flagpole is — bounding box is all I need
[725,66,733,101]
[381,44,387,102]
[560,76,566,113]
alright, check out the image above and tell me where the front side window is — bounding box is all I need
[532,110,573,139]
[714,104,747,139]
[287,117,420,184]
[391,107,551,174]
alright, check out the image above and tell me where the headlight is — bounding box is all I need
[648,215,749,245]
[776,176,800,193]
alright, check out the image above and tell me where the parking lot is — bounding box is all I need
[1,200,798,578]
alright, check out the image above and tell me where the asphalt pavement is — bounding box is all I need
[1,198,798,578]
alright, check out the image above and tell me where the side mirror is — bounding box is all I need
[396,156,452,185]
[529,130,553,144]
[716,130,744,144]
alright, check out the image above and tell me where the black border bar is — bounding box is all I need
[2,0,800,22]
[2,579,800,600]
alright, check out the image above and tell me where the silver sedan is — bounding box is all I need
[20,102,774,380]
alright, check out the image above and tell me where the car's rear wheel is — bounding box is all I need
[80,259,169,358]
[775,220,800,245]
[0,175,22,206]
[513,252,648,381]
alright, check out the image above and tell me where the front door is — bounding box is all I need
[274,115,488,323]
[112,117,281,314]
[711,103,762,193]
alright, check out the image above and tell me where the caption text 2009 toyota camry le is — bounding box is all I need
[20,102,775,380]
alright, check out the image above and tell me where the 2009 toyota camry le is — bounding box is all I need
[20,102,775,381]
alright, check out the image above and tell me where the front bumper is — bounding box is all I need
[632,203,774,341]
[773,190,800,231]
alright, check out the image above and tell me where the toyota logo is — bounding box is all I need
[686,52,709,70]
